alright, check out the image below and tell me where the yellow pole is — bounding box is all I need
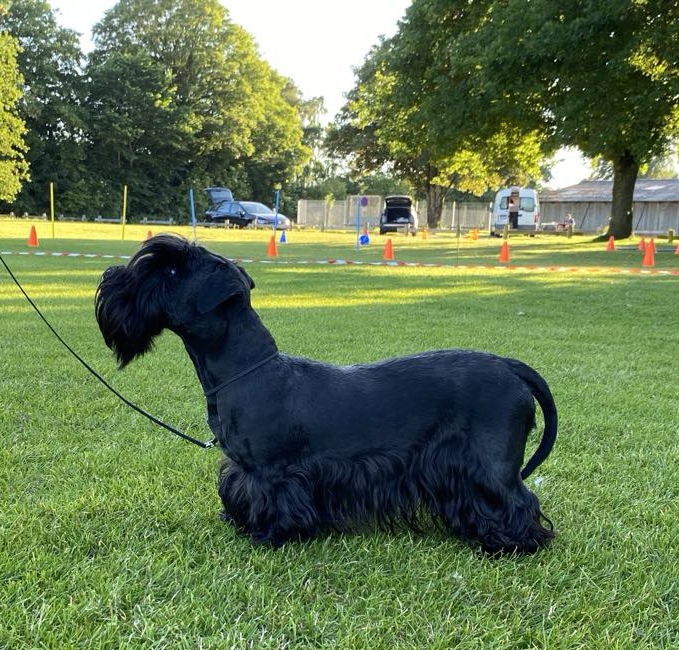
[50,182,55,238]
[121,184,128,240]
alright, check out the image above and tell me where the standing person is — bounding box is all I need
[508,197,519,229]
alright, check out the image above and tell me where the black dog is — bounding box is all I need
[95,234,557,554]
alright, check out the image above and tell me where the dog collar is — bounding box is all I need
[204,352,279,397]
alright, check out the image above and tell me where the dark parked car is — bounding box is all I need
[379,195,418,235]
[205,195,291,230]
[204,187,234,215]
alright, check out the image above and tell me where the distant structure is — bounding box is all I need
[540,179,679,234]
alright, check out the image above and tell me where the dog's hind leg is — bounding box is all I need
[455,401,555,554]
[218,461,321,546]
[420,442,554,554]
[462,477,555,554]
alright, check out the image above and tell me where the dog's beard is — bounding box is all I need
[95,268,167,368]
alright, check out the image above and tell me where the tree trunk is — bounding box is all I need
[604,150,639,240]
[425,183,447,228]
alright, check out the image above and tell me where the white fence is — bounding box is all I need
[437,202,491,230]
[297,196,491,230]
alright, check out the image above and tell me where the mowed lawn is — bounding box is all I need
[1,220,678,649]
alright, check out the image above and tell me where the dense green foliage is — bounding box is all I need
[0,2,28,201]
[1,222,678,648]
[1,0,86,213]
[448,0,679,239]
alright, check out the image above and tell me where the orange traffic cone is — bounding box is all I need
[266,235,277,257]
[421,226,428,240]
[471,227,479,241]
[641,238,655,267]
[674,242,679,255]
[498,241,509,263]
[146,230,153,240]
[637,237,646,252]
[27,225,38,247]
[606,235,615,252]
[382,238,394,260]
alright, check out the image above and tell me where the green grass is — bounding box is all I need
[1,220,678,648]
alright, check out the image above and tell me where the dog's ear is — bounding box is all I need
[237,264,255,290]
[196,267,253,314]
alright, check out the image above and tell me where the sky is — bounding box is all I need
[48,0,589,188]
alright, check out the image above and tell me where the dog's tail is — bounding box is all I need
[505,358,558,480]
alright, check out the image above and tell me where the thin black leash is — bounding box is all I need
[0,253,216,450]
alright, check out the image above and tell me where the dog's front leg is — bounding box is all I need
[217,459,321,546]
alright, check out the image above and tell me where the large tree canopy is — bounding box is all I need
[1,0,311,219]
[87,0,310,217]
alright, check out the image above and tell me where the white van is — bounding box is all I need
[491,187,540,233]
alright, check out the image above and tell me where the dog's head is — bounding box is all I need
[95,234,255,367]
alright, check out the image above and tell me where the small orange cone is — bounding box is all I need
[471,227,479,241]
[637,237,646,252]
[641,238,655,267]
[674,242,679,254]
[382,238,394,260]
[421,226,428,240]
[498,240,509,263]
[606,235,615,252]
[146,230,153,239]
[27,225,38,247]
[266,235,277,257]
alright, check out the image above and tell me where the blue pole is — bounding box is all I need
[355,196,361,252]
[189,188,197,242]
[273,189,280,233]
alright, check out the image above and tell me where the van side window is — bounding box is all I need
[519,197,535,211]
[501,198,509,208]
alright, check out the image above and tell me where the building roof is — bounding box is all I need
[541,179,679,202]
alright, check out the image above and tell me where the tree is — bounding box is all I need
[290,96,327,195]
[88,0,309,218]
[0,0,84,215]
[326,41,463,227]
[83,50,188,217]
[235,60,310,213]
[425,0,679,239]
[326,7,545,228]
[0,6,28,202]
